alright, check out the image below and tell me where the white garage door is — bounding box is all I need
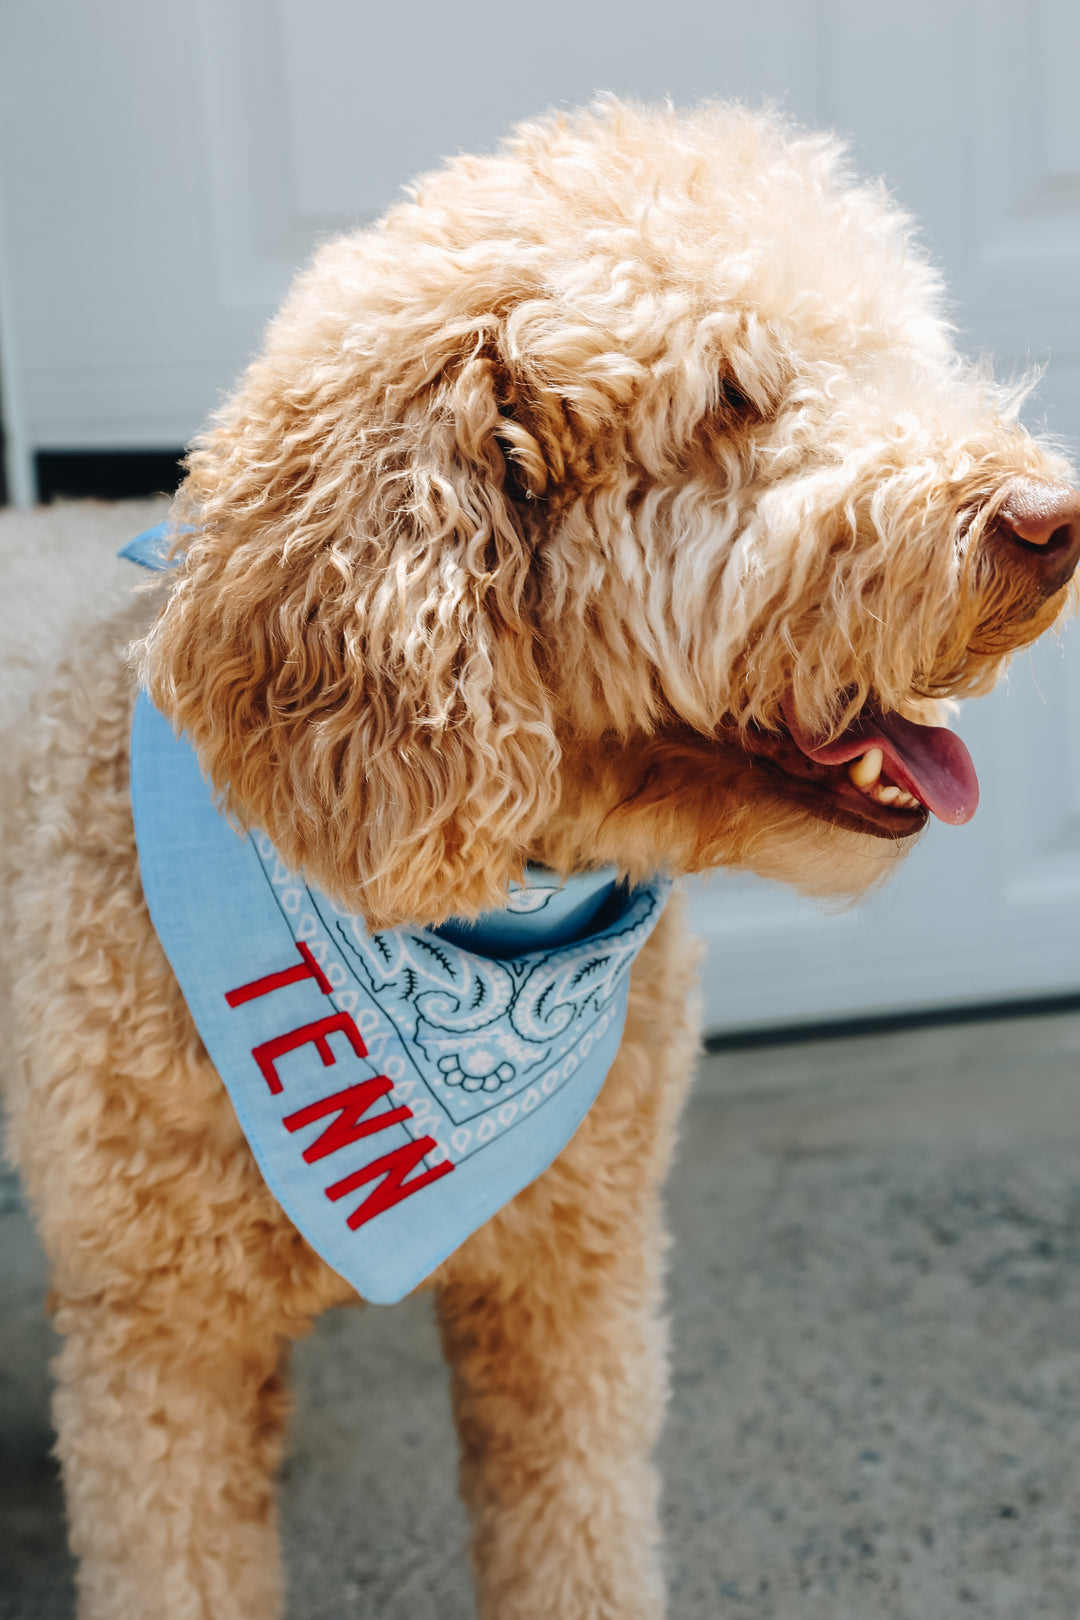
[2,0,1078,1030]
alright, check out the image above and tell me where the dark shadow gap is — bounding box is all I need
[35,449,186,503]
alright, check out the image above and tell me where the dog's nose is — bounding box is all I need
[989,477,1080,597]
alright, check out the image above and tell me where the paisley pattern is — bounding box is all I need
[254,835,667,1150]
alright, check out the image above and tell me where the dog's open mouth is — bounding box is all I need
[746,695,980,838]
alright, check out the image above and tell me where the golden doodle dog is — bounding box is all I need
[6,100,1080,1619]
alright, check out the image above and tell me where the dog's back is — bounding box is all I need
[0,499,166,1094]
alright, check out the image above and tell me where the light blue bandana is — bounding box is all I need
[123,526,671,1303]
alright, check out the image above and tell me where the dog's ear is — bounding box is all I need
[140,346,560,928]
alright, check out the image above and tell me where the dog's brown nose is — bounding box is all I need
[989,477,1080,597]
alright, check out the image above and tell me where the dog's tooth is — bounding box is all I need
[848,747,883,788]
[877,785,900,803]
[895,791,917,808]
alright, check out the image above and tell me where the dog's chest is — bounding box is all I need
[130,681,669,1303]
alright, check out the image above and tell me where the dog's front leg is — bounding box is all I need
[50,1288,291,1620]
[435,893,700,1620]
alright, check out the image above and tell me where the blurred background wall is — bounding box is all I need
[1,0,1079,1034]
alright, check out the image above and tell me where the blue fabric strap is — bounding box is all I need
[118,520,190,570]
[123,529,671,1302]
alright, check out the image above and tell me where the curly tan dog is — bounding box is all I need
[6,100,1080,1620]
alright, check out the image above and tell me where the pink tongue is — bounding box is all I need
[782,699,980,825]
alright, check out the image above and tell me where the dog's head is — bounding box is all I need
[141,101,1080,925]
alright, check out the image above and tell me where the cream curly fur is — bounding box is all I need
[3,100,1077,1619]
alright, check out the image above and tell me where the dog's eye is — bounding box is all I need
[494,401,545,504]
[499,440,534,504]
[716,378,757,419]
[694,378,764,465]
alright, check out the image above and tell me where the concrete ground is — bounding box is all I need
[3,1011,1080,1619]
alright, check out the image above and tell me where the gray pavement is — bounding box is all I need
[3,1011,1080,1618]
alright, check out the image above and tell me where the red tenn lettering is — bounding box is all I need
[325,1136,454,1229]
[224,941,332,1007]
[252,1011,367,1096]
[283,1077,412,1163]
